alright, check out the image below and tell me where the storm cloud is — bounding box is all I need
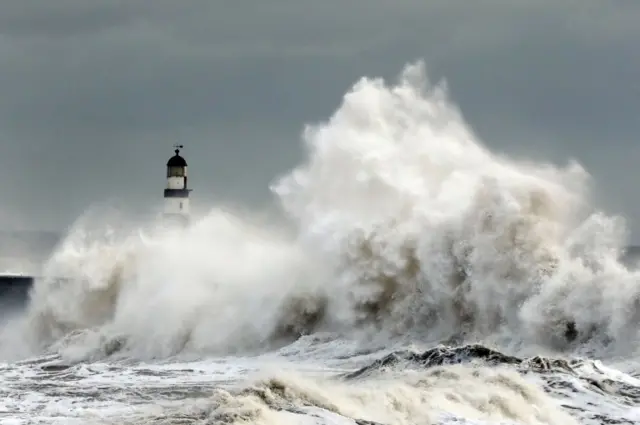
[0,1,639,239]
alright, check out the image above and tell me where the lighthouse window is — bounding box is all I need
[179,202,183,210]
[167,166,184,177]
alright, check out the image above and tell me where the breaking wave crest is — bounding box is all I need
[106,354,580,425]
[225,365,576,425]
[17,208,327,361]
[5,61,640,362]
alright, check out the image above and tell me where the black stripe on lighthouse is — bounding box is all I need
[164,188,191,198]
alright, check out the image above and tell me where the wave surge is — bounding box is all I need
[3,61,640,362]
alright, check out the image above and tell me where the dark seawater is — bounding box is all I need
[0,231,60,317]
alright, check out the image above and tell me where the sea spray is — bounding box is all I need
[6,61,640,363]
[19,207,326,361]
[272,60,640,354]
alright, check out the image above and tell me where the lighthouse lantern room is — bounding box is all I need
[163,144,191,225]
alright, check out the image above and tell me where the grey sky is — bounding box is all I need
[0,1,639,240]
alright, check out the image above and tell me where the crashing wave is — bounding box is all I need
[2,61,639,364]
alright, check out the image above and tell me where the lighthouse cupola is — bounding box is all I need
[163,144,191,225]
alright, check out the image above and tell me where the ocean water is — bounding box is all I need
[1,61,639,424]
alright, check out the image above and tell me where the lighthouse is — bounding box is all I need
[163,144,191,225]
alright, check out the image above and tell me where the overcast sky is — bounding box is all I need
[0,1,639,240]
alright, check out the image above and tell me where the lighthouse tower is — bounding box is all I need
[163,144,191,226]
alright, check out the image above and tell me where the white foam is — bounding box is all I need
[8,61,636,364]
[0,355,582,425]
[1,60,639,424]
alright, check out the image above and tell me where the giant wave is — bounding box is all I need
[0,61,639,424]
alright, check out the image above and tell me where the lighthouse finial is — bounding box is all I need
[173,144,184,155]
